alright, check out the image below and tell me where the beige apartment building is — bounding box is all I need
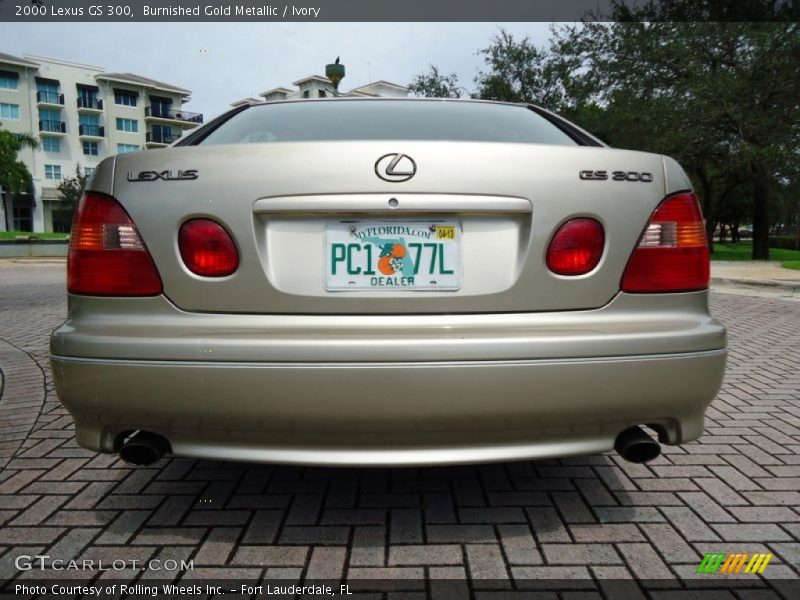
[0,52,202,233]
[233,76,409,106]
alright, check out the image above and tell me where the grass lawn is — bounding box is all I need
[0,231,69,240]
[711,241,800,270]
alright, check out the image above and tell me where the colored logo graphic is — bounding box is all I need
[378,242,406,275]
[696,552,773,575]
[359,237,414,278]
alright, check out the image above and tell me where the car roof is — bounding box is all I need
[253,96,529,109]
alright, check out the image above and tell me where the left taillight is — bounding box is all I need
[178,219,239,277]
[67,192,163,296]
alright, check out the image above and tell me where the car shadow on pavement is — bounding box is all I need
[75,452,641,549]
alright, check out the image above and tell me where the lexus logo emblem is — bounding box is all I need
[375,153,417,182]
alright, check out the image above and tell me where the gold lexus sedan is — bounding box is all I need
[50,99,727,467]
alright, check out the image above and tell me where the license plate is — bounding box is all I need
[325,221,461,291]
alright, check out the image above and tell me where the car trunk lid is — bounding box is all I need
[111,141,669,314]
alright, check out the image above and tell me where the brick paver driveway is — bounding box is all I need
[0,262,798,597]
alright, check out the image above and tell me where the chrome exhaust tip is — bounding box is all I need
[118,431,169,466]
[614,426,661,464]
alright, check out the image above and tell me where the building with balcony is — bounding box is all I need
[0,53,203,233]
[232,76,409,107]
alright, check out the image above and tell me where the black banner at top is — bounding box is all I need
[1,0,798,22]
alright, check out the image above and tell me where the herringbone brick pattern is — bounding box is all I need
[0,263,798,596]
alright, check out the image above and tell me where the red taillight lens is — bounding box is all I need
[621,192,709,293]
[546,218,605,276]
[178,219,239,277]
[68,193,162,296]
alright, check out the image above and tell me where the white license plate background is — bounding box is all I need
[325,221,461,291]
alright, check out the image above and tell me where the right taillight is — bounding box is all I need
[68,192,162,296]
[621,191,709,293]
[546,218,605,276]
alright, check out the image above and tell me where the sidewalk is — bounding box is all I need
[711,260,800,299]
[0,257,66,268]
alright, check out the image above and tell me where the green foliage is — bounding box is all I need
[0,126,37,196]
[408,66,463,99]
[0,231,69,240]
[474,30,565,107]
[550,9,800,259]
[770,236,800,251]
[54,165,87,232]
[710,241,800,262]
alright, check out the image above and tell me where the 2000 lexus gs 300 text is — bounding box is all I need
[50,99,727,467]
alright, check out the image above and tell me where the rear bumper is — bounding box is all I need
[51,291,726,362]
[51,349,726,467]
[50,290,726,466]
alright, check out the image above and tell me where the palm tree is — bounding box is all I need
[12,132,39,151]
[0,125,39,198]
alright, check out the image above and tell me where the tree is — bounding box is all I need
[54,165,86,232]
[548,13,800,259]
[408,65,463,98]
[474,30,567,109]
[0,126,37,198]
[468,12,799,259]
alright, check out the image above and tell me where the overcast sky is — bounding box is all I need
[1,22,556,119]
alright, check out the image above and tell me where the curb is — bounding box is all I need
[0,258,66,265]
[0,338,47,468]
[711,276,800,293]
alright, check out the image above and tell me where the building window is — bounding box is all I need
[302,90,310,98]
[0,71,19,91]
[45,164,62,180]
[116,118,139,133]
[114,89,138,107]
[39,108,62,133]
[148,96,173,118]
[12,205,33,232]
[0,103,20,119]
[79,113,99,127]
[84,167,95,178]
[39,108,60,121]
[318,90,327,98]
[150,124,174,144]
[117,144,139,154]
[79,113,102,137]
[82,141,99,156]
[37,81,58,93]
[77,86,101,110]
[42,137,61,152]
[36,81,60,104]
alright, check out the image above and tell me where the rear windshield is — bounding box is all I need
[196,100,578,146]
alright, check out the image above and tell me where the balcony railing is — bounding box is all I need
[146,131,179,144]
[77,97,104,110]
[37,91,65,105]
[79,124,105,137]
[39,119,66,133]
[145,106,203,124]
